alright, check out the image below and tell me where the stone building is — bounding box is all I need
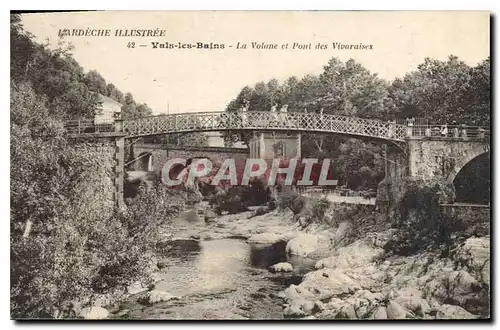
[95,94,122,124]
[248,132,301,160]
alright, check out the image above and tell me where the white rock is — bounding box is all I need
[79,306,109,320]
[449,270,479,298]
[315,240,384,270]
[247,233,283,245]
[394,287,430,314]
[283,302,306,318]
[331,222,352,246]
[339,304,357,319]
[146,290,179,304]
[386,300,408,319]
[283,268,361,302]
[127,281,148,295]
[371,306,388,319]
[453,237,490,285]
[436,304,477,319]
[302,300,316,314]
[269,262,294,273]
[286,234,324,257]
[354,290,384,304]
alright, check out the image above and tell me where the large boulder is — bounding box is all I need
[283,302,306,318]
[269,262,294,273]
[315,240,384,270]
[79,306,109,320]
[247,233,284,246]
[453,236,490,285]
[386,300,409,319]
[393,287,431,315]
[283,268,361,302]
[424,270,480,305]
[436,304,477,319]
[331,222,352,247]
[127,281,148,295]
[286,234,328,257]
[370,306,388,319]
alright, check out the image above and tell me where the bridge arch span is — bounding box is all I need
[137,152,153,172]
[452,151,490,204]
[446,143,490,184]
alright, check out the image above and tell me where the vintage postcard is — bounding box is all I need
[10,11,490,320]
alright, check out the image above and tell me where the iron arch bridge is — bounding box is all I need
[66,111,408,142]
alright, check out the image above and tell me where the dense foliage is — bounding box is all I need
[10,14,187,318]
[384,183,456,256]
[11,14,153,120]
[225,56,490,189]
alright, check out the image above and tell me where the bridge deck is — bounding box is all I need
[65,111,408,142]
[64,111,490,143]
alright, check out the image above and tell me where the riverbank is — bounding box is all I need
[95,198,489,320]
[103,205,318,320]
[167,200,490,320]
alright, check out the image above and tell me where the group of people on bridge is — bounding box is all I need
[236,99,327,128]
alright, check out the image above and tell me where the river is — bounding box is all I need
[112,237,315,320]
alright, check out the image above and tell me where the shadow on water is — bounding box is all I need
[267,274,304,287]
[249,241,317,274]
[124,238,316,319]
[156,239,201,262]
[249,241,288,268]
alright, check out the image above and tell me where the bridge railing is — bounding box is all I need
[64,111,489,143]
[120,111,409,141]
[65,119,116,135]
[409,125,490,140]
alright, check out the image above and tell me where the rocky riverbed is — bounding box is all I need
[85,201,489,320]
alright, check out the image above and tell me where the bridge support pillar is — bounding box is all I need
[114,137,125,209]
[297,133,302,158]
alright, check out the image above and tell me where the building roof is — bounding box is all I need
[98,94,123,109]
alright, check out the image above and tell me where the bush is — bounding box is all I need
[277,188,306,215]
[384,183,455,256]
[311,198,331,222]
[208,186,250,215]
[243,179,271,206]
[206,179,270,215]
[10,82,187,317]
[11,180,187,319]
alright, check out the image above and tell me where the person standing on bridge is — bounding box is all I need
[279,104,288,127]
[441,124,448,137]
[316,108,324,128]
[270,103,278,126]
[388,120,396,138]
[240,99,249,127]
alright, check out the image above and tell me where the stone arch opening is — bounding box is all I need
[453,151,490,204]
[138,152,153,172]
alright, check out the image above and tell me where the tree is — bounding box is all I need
[106,83,125,104]
[318,58,393,119]
[389,55,490,126]
[10,15,179,319]
[84,70,107,95]
[136,103,153,117]
[10,14,100,119]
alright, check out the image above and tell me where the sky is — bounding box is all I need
[21,11,490,115]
